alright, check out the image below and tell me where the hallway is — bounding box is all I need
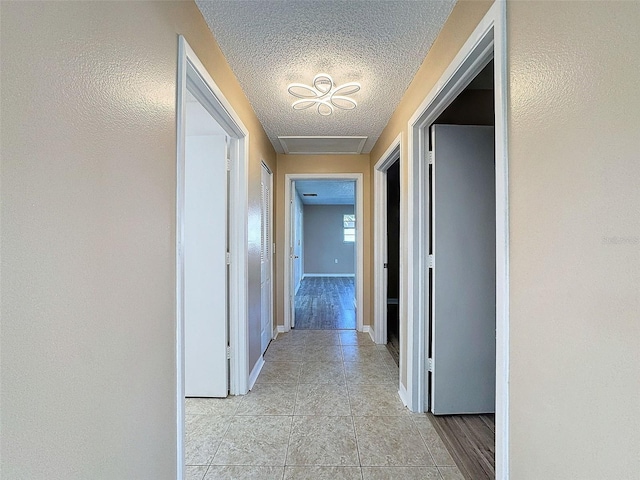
[185,329,464,479]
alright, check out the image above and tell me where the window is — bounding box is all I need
[343,214,356,243]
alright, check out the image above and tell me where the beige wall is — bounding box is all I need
[369,0,494,389]
[275,155,371,330]
[0,1,274,478]
[370,0,640,477]
[507,1,640,478]
[2,0,639,478]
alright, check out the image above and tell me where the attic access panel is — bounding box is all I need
[279,136,367,155]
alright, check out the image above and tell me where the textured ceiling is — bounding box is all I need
[195,0,456,154]
[295,180,355,205]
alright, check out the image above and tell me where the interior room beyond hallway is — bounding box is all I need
[294,277,355,330]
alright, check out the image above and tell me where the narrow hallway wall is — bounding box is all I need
[0,1,275,477]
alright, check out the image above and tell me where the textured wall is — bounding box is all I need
[275,154,371,329]
[0,1,275,477]
[368,0,494,391]
[507,2,640,477]
[303,205,356,275]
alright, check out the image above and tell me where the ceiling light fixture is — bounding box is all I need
[287,73,360,116]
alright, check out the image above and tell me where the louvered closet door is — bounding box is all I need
[260,163,273,354]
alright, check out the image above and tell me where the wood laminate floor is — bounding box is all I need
[428,413,495,480]
[294,277,355,330]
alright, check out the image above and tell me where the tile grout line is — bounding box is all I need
[282,359,295,480]
[205,407,236,471]
[281,364,298,473]
[343,350,365,475]
[412,414,447,473]
[425,423,443,469]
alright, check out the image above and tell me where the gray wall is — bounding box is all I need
[303,205,355,275]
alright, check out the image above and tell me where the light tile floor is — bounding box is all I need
[185,329,464,480]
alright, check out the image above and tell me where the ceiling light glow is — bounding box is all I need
[287,73,360,116]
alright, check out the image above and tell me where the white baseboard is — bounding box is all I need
[276,325,287,335]
[272,326,278,339]
[303,273,355,278]
[398,383,410,408]
[362,325,375,343]
[248,356,264,390]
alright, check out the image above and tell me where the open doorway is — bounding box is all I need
[175,36,250,477]
[292,180,356,330]
[183,90,230,399]
[372,135,402,360]
[405,4,509,478]
[426,60,496,480]
[385,161,400,364]
[284,174,364,333]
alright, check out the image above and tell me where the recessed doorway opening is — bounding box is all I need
[175,36,250,478]
[284,174,364,333]
[385,160,401,365]
[292,179,356,331]
[405,3,509,478]
[426,59,496,480]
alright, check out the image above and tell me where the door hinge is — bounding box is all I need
[383,263,388,268]
[226,158,231,171]
[226,346,231,359]
[428,254,434,268]
[427,358,434,372]
[427,150,433,165]
[226,252,231,265]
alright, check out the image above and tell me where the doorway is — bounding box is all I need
[385,160,400,365]
[284,174,364,333]
[292,179,356,330]
[183,91,230,398]
[406,3,509,478]
[423,60,496,480]
[427,62,496,415]
[373,135,401,357]
[175,36,250,478]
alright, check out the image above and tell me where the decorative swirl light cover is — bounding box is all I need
[287,73,360,116]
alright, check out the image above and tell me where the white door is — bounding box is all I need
[430,124,496,414]
[184,129,229,398]
[260,163,273,354]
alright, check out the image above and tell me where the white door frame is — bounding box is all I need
[283,173,364,332]
[405,2,509,478]
[176,36,250,478]
[373,134,402,345]
[289,180,302,330]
